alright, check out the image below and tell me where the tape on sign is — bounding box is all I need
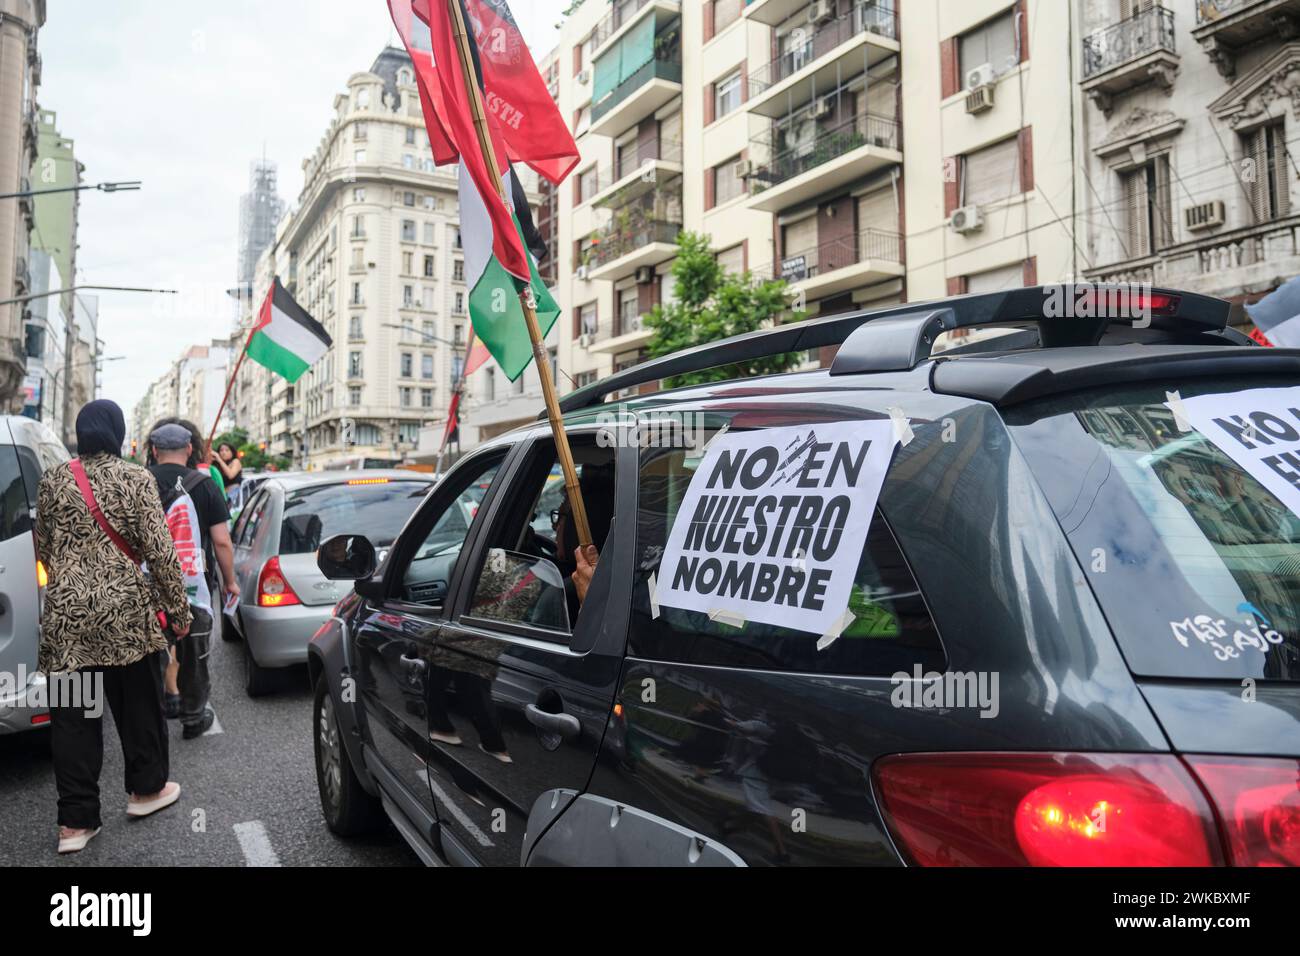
[887,407,914,447]
[700,423,730,456]
[815,608,856,652]
[647,572,661,619]
[707,607,746,629]
[1165,390,1193,433]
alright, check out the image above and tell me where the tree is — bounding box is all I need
[643,231,806,389]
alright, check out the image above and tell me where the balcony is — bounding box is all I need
[592,0,680,61]
[1081,5,1179,115]
[753,228,904,302]
[587,312,652,355]
[747,111,901,212]
[586,220,681,283]
[590,24,682,137]
[1193,0,1300,77]
[746,3,900,118]
[589,138,684,208]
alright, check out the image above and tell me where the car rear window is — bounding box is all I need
[1007,377,1300,682]
[280,479,431,554]
[629,433,945,676]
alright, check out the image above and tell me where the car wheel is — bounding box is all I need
[220,612,240,642]
[313,676,381,835]
[243,636,277,697]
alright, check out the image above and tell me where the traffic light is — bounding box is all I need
[131,439,138,456]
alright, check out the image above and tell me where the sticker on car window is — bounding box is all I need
[1176,386,1300,518]
[655,420,898,636]
[1169,613,1287,662]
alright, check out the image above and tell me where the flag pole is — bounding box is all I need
[205,321,256,460]
[445,0,593,548]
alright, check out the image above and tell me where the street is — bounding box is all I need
[0,638,420,867]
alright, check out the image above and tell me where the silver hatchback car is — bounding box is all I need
[224,470,436,695]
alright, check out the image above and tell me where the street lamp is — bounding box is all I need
[0,180,142,200]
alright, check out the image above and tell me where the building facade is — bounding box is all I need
[1079,0,1300,315]
[0,0,46,411]
[132,343,231,451]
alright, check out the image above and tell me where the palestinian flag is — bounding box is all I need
[460,162,560,380]
[246,278,332,382]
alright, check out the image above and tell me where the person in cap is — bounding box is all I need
[147,420,238,738]
[37,400,192,854]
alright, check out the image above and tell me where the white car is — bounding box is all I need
[0,416,70,736]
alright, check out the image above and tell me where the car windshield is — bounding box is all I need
[1007,377,1300,681]
[280,479,430,554]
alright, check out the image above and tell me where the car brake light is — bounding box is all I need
[347,477,390,485]
[36,560,47,587]
[257,556,302,607]
[1074,289,1180,318]
[873,752,1222,866]
[31,713,50,726]
[1185,756,1300,867]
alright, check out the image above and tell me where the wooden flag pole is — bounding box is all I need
[205,323,255,460]
[445,0,593,548]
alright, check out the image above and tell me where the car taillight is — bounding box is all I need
[257,556,302,608]
[1185,757,1300,867]
[873,752,1222,866]
[36,560,47,587]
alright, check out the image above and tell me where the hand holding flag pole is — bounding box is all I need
[443,0,593,548]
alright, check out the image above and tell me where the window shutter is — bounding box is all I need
[1274,124,1292,218]
[740,59,749,104]
[1250,126,1268,222]
[704,1,715,42]
[704,84,715,125]
[573,44,582,76]
[1154,155,1173,249]
[947,276,968,296]
[1124,167,1151,259]
[964,138,1020,207]
[940,38,959,98]
[705,168,715,210]
[1022,256,1037,287]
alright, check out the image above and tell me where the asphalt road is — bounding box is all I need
[0,631,421,867]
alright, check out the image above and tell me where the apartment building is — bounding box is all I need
[131,343,231,447]
[1079,0,1300,312]
[0,0,45,410]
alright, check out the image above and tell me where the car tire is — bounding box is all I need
[243,636,277,697]
[313,676,381,836]
[220,612,240,642]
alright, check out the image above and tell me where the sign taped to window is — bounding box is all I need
[1177,386,1300,519]
[657,421,898,636]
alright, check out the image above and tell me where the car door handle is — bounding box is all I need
[524,704,580,740]
[399,652,427,678]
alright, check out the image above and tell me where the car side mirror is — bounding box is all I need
[317,534,378,580]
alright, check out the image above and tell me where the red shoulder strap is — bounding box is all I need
[70,459,141,567]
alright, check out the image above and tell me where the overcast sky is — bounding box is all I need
[37,0,567,420]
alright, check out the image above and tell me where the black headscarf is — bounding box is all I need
[75,399,126,457]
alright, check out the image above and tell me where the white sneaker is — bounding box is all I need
[479,744,513,764]
[429,728,463,745]
[126,781,181,818]
[57,826,101,854]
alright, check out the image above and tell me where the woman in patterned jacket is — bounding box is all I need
[37,400,194,855]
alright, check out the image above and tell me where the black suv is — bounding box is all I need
[309,286,1300,866]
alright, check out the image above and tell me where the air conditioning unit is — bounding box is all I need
[635,265,655,284]
[732,158,753,180]
[950,205,984,235]
[577,264,590,280]
[578,333,593,348]
[807,0,833,24]
[810,95,834,119]
[1184,199,1226,231]
[965,62,996,92]
[578,68,591,85]
[965,83,995,114]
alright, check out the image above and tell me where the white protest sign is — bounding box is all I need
[1177,386,1300,518]
[657,420,898,636]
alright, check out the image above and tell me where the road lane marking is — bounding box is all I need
[233,820,281,866]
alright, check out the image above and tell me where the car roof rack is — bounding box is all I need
[554,285,1241,415]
